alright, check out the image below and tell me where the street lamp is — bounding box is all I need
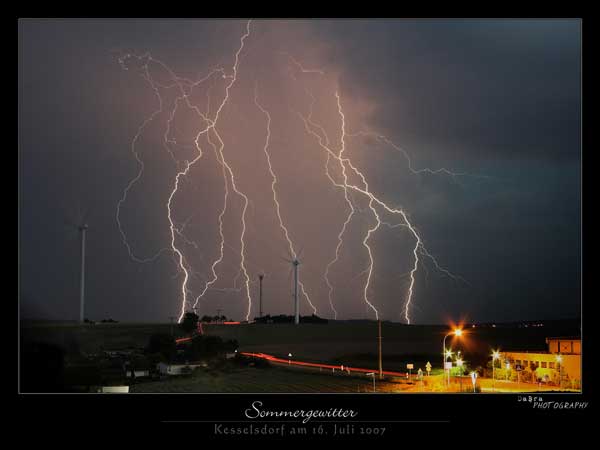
[366,372,376,392]
[491,350,501,392]
[556,354,563,388]
[443,328,463,388]
[288,352,292,365]
[456,358,464,392]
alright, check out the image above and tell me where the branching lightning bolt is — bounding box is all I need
[116,24,471,325]
[116,21,254,323]
[254,82,317,315]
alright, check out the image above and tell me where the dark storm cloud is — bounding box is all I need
[19,19,581,324]
[315,20,580,166]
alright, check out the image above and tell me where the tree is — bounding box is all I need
[180,312,200,334]
[201,315,212,323]
[21,341,65,392]
[185,336,239,360]
[147,333,176,362]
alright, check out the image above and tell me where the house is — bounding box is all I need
[99,386,129,393]
[126,369,151,378]
[546,336,581,355]
[502,336,581,388]
[157,362,206,376]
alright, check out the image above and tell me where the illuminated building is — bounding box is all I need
[502,336,581,389]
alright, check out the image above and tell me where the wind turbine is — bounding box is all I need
[258,273,264,318]
[78,221,88,323]
[283,248,304,325]
[64,204,90,323]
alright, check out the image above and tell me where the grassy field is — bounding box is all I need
[20,321,180,354]
[21,319,579,371]
[130,364,408,393]
[21,319,580,393]
[201,321,579,371]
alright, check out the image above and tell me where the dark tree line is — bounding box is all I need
[253,314,328,324]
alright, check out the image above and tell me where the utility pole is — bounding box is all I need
[378,319,383,380]
[78,223,88,323]
[259,274,264,318]
[217,308,222,323]
[169,316,175,337]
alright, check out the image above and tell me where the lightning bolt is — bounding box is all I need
[305,88,350,320]
[297,88,429,324]
[284,51,470,323]
[347,131,466,179]
[115,53,171,264]
[116,21,254,323]
[254,82,317,315]
[116,24,470,325]
[203,20,253,322]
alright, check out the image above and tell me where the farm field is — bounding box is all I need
[21,319,580,371]
[130,365,408,393]
[20,321,180,354]
[20,319,580,393]
[201,321,579,370]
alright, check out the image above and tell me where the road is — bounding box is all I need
[240,351,408,378]
[177,339,579,393]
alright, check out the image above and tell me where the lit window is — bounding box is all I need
[516,360,521,365]
[549,362,555,369]
[541,362,547,368]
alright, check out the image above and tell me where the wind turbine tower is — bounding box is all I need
[293,258,300,325]
[78,223,88,323]
[258,274,264,318]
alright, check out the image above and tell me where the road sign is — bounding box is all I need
[426,362,432,374]
[471,372,478,392]
[444,362,453,370]
[407,363,414,370]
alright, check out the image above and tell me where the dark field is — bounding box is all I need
[21,319,580,372]
[203,321,580,370]
[130,365,408,393]
[20,321,180,355]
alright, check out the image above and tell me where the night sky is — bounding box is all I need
[18,19,581,324]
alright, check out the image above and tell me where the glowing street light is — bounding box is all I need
[288,352,292,365]
[442,328,463,388]
[456,358,464,392]
[556,354,563,388]
[491,350,501,392]
[366,372,376,392]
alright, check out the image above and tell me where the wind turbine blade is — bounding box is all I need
[283,245,295,262]
[62,216,78,230]
[81,206,92,225]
